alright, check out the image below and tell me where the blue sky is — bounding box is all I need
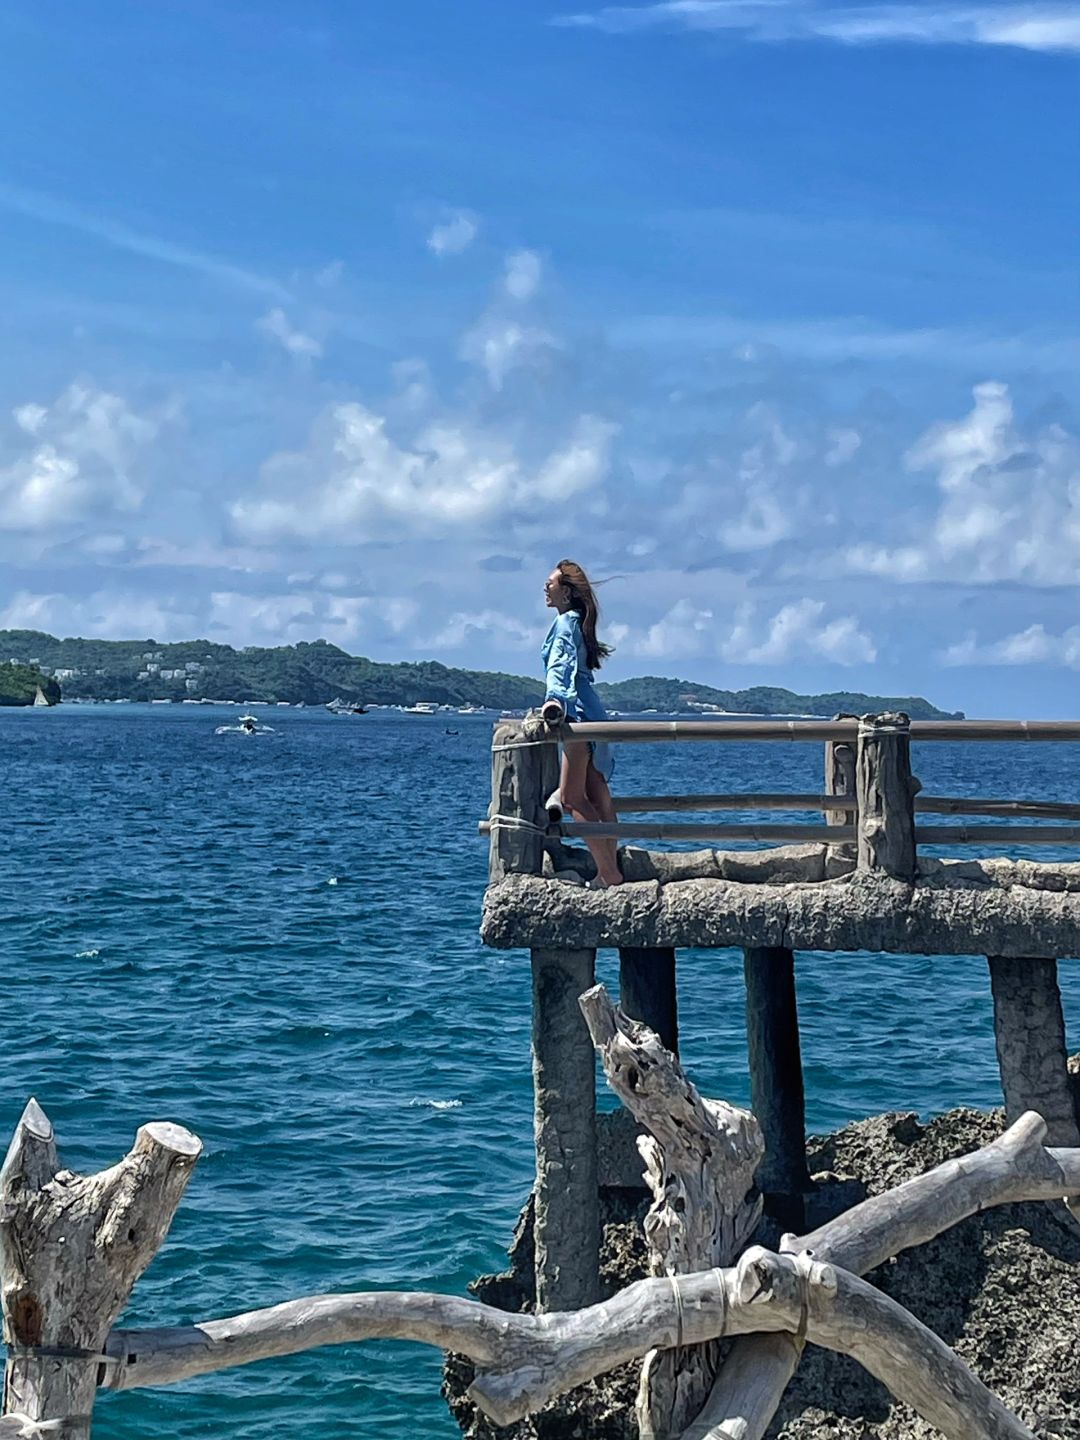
[0,1,1077,714]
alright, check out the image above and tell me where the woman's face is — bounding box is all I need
[544,568,568,609]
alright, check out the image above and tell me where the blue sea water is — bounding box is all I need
[3,704,1080,1437]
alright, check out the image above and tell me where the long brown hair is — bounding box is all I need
[557,559,612,671]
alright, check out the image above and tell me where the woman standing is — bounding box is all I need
[540,560,623,888]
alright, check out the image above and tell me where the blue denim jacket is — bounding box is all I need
[541,611,614,780]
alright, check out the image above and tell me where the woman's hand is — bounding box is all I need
[541,698,566,725]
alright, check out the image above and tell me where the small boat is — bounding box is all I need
[444,727,460,736]
[457,705,484,715]
[403,702,438,715]
[215,713,274,736]
[326,697,367,715]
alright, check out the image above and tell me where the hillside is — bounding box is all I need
[0,662,61,707]
[0,631,963,719]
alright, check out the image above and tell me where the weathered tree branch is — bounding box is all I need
[688,1109,1075,1440]
[102,1245,1035,1439]
[579,985,762,1438]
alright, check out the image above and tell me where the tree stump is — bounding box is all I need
[0,1099,201,1438]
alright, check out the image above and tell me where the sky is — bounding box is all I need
[0,1,1077,715]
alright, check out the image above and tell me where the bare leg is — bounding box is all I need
[561,743,624,887]
[585,763,621,881]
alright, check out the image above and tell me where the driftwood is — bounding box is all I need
[97,1245,1038,1440]
[579,986,762,1439]
[689,1108,1076,1440]
[0,1100,201,1439]
[3,1103,1079,1438]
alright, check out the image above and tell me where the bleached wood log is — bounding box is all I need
[579,986,762,1439]
[0,1100,201,1439]
[100,1246,1035,1440]
[687,1109,1071,1440]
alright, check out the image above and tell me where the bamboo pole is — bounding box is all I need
[493,793,1080,820]
[545,821,1080,844]
[507,718,1080,745]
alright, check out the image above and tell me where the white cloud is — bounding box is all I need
[622,599,715,658]
[939,624,1080,669]
[504,249,543,300]
[844,381,1080,586]
[315,259,345,287]
[257,309,322,363]
[0,383,161,531]
[461,319,563,389]
[721,487,792,551]
[14,403,47,436]
[554,2,1080,53]
[427,211,479,256]
[0,588,200,640]
[0,181,290,300]
[722,599,876,665]
[428,609,540,650]
[825,427,861,466]
[230,404,615,542]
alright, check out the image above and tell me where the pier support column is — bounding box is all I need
[744,946,811,1224]
[987,955,1080,1146]
[531,947,600,1312]
[618,947,678,1055]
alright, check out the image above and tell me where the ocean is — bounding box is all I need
[3,704,1079,1437]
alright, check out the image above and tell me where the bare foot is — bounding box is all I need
[593,871,625,889]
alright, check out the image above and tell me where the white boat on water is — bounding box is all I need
[457,705,484,714]
[215,713,274,736]
[403,702,438,715]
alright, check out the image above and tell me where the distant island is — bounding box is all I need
[0,630,964,719]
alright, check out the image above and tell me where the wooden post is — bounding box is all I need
[618,948,678,1055]
[743,947,810,1223]
[823,720,856,829]
[531,949,600,1312]
[489,720,560,885]
[0,1099,201,1438]
[987,956,1080,1146]
[855,711,917,880]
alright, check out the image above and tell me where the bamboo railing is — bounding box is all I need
[482,711,1080,880]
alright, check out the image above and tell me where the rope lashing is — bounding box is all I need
[485,814,552,835]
